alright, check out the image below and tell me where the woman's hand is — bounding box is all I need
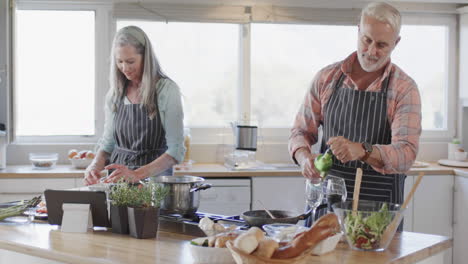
[84,164,104,186]
[103,164,145,183]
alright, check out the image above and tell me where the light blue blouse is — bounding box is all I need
[98,78,185,163]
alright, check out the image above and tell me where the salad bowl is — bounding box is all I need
[332,200,404,252]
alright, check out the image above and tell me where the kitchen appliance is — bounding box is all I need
[234,125,258,151]
[224,121,262,170]
[153,175,212,216]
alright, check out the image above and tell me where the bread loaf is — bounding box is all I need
[251,237,279,258]
[214,232,239,248]
[272,213,339,259]
[234,233,259,254]
[245,226,265,242]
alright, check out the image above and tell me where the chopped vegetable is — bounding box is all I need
[190,239,209,247]
[0,196,42,221]
[344,203,393,250]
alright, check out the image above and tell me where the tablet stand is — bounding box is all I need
[61,203,93,233]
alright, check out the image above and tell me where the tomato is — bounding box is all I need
[355,237,369,248]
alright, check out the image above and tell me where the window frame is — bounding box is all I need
[11,1,113,144]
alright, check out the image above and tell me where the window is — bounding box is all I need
[116,21,240,128]
[251,23,452,134]
[392,25,448,131]
[251,24,356,127]
[14,10,95,136]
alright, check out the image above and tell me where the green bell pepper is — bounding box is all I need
[314,151,333,178]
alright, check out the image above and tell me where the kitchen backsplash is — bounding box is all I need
[5,141,449,165]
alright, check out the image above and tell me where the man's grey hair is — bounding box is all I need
[360,2,401,36]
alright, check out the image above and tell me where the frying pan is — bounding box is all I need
[241,208,313,227]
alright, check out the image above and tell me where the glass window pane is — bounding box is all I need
[252,23,448,131]
[392,25,448,130]
[15,10,95,136]
[251,24,356,127]
[117,21,239,127]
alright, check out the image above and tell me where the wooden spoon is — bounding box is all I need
[257,200,276,219]
[381,172,424,242]
[352,168,363,215]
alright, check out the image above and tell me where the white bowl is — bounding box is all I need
[69,158,93,169]
[454,152,468,161]
[189,237,235,264]
[29,153,58,170]
[311,232,343,255]
[262,223,308,242]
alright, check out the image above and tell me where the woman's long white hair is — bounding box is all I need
[109,26,168,120]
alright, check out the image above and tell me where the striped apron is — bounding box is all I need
[109,96,172,177]
[306,72,405,229]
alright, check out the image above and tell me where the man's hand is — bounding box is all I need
[295,148,321,182]
[327,136,365,163]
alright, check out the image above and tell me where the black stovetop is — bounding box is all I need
[158,212,246,236]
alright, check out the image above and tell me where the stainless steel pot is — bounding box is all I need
[153,175,211,215]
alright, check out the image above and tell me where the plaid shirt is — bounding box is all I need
[289,52,421,174]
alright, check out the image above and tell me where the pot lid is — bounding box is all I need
[153,175,204,184]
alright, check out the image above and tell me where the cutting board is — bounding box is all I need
[438,159,468,168]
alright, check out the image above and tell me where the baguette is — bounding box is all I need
[215,232,239,248]
[272,213,339,259]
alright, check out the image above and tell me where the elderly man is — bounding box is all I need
[289,2,421,223]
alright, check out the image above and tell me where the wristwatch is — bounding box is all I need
[361,142,373,162]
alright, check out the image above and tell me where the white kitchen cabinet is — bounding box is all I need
[412,175,454,237]
[198,178,251,216]
[403,175,414,232]
[0,178,76,203]
[411,175,453,264]
[252,176,307,214]
[453,176,468,264]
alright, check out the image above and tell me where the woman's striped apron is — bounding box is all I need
[306,71,405,229]
[110,95,172,177]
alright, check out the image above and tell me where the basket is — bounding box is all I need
[226,241,312,264]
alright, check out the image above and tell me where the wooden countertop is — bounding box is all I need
[0,162,466,179]
[0,222,451,264]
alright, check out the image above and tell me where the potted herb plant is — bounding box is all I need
[127,182,169,239]
[108,181,133,234]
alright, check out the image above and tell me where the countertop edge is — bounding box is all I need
[0,163,467,178]
[0,238,111,264]
[393,238,453,264]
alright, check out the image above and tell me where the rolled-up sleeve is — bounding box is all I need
[288,72,324,164]
[373,83,421,174]
[97,90,116,154]
[158,79,185,163]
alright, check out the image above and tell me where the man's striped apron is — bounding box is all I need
[307,71,405,229]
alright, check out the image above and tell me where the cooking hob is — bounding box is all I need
[158,212,247,237]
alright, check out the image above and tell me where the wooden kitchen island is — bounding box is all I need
[0,221,451,264]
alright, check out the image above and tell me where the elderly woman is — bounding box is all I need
[84,26,184,185]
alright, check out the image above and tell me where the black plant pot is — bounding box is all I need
[110,204,129,234]
[127,207,159,239]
